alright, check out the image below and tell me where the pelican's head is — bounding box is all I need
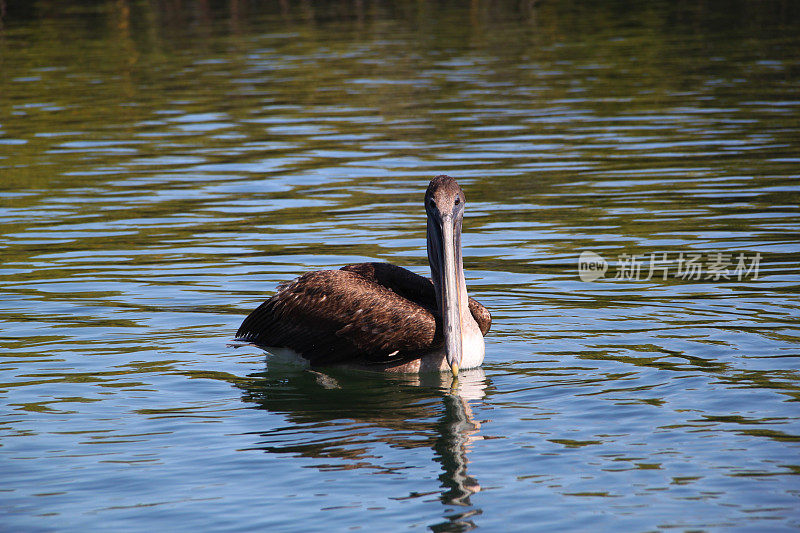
[425,175,466,377]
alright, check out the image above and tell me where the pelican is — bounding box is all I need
[235,175,490,376]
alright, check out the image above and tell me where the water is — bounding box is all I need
[2,1,799,530]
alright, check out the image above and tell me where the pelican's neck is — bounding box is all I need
[452,240,470,322]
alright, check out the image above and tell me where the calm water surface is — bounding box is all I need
[1,1,799,531]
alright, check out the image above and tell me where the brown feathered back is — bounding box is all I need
[236,262,490,366]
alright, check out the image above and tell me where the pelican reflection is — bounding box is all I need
[234,366,488,524]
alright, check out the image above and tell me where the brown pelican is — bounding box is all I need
[235,175,491,376]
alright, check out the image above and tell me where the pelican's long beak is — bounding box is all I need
[439,213,463,377]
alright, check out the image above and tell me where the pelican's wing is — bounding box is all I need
[468,298,491,336]
[343,262,491,336]
[340,262,437,309]
[235,268,441,366]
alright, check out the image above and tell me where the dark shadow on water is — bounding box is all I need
[235,361,488,531]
